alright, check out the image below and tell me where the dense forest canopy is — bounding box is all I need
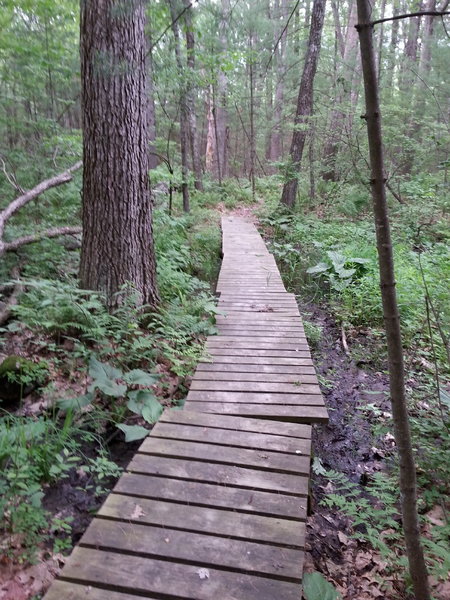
[0,1,449,600]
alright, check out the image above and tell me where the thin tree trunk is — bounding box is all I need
[270,0,288,162]
[281,0,326,208]
[79,0,159,309]
[183,0,203,191]
[249,32,256,200]
[216,0,229,179]
[167,0,190,212]
[356,3,431,598]
[323,1,359,181]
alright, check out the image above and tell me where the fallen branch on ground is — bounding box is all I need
[0,161,82,257]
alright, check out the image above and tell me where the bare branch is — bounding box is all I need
[356,10,450,28]
[0,161,82,238]
[0,226,82,257]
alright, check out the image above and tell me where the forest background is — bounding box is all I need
[0,1,449,600]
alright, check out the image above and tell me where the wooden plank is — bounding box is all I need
[207,334,309,350]
[81,519,304,580]
[139,438,310,475]
[193,372,319,384]
[160,409,312,438]
[44,581,151,600]
[217,328,306,335]
[187,391,324,405]
[204,349,312,358]
[199,356,314,365]
[60,547,302,600]
[127,454,309,495]
[206,341,310,351]
[189,381,322,394]
[113,473,308,519]
[184,401,329,423]
[99,494,305,547]
[151,422,311,455]
[196,362,316,374]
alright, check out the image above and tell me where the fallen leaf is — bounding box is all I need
[196,568,210,580]
[130,504,145,519]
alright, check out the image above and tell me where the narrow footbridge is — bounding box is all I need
[44,216,328,600]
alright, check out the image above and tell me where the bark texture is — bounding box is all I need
[280,0,326,208]
[79,0,159,308]
[356,2,430,598]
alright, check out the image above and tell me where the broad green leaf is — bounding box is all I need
[334,266,356,279]
[141,401,163,424]
[327,250,346,269]
[89,356,123,382]
[303,572,341,600]
[117,424,149,442]
[127,390,162,423]
[57,393,94,411]
[89,357,126,397]
[307,262,329,274]
[123,369,158,386]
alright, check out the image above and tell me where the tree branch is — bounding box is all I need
[0,161,82,238]
[1,226,82,256]
[356,11,450,28]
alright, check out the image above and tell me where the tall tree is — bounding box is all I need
[167,0,190,211]
[79,0,159,308]
[182,0,203,191]
[280,0,326,208]
[356,2,430,598]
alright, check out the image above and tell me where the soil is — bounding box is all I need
[300,301,408,600]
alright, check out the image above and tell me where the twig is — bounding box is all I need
[341,324,350,355]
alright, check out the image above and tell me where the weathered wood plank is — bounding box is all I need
[199,355,314,365]
[151,422,311,454]
[60,547,302,600]
[113,473,308,519]
[193,372,318,384]
[160,409,312,438]
[81,519,304,580]
[127,454,309,495]
[184,401,329,423]
[138,437,310,475]
[44,581,151,600]
[204,348,312,358]
[186,391,324,405]
[206,341,310,351]
[196,362,316,374]
[189,380,322,395]
[99,494,305,547]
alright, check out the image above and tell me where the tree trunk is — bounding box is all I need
[148,35,158,171]
[270,0,288,163]
[280,0,326,208]
[216,0,229,179]
[79,0,159,309]
[183,0,203,191]
[167,0,190,212]
[356,3,431,598]
[322,1,359,181]
[249,32,256,200]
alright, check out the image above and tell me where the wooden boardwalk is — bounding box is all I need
[44,216,328,600]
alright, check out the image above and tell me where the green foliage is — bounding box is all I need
[0,413,80,562]
[303,572,341,600]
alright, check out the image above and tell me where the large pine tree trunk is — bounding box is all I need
[79,0,159,309]
[356,3,430,598]
[280,0,326,208]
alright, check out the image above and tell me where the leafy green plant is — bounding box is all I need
[307,250,370,293]
[303,572,341,600]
